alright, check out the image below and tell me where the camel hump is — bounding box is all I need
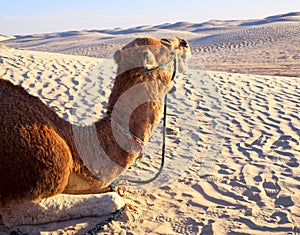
[122,37,162,49]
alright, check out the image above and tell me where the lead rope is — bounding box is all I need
[112,54,177,186]
[122,93,168,185]
[84,55,177,235]
[84,187,126,235]
[85,58,176,235]
[84,94,169,235]
[9,229,27,235]
[85,54,177,234]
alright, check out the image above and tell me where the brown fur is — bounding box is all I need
[0,36,191,206]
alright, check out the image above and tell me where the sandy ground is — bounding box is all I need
[0,12,300,235]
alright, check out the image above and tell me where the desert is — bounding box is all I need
[0,12,300,235]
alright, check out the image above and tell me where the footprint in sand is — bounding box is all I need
[267,135,300,167]
[271,135,299,150]
[243,164,281,200]
[155,214,202,234]
[274,195,294,207]
[263,180,281,198]
[262,169,282,199]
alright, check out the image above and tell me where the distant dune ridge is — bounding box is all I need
[0,35,15,42]
[1,12,300,76]
[1,12,300,234]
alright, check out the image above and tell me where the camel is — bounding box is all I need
[0,36,191,227]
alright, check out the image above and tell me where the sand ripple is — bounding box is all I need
[0,43,300,233]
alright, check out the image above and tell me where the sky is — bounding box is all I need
[1,0,300,35]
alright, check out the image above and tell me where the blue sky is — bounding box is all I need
[1,0,300,35]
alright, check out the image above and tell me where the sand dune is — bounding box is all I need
[0,35,15,42]
[0,12,300,235]
[191,22,300,47]
[2,12,300,77]
[189,22,300,77]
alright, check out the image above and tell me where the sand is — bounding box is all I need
[0,12,300,235]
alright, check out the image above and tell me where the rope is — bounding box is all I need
[85,53,178,234]
[141,56,175,74]
[85,206,125,235]
[114,54,178,186]
[9,229,28,235]
[124,94,168,185]
[109,116,145,147]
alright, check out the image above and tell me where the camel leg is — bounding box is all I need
[0,192,124,227]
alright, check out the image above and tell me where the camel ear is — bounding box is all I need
[143,49,158,69]
[161,38,171,47]
[113,50,122,64]
[179,38,188,48]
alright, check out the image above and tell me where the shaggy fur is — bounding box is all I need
[0,36,191,223]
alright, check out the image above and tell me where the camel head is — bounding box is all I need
[160,37,192,73]
[113,36,191,76]
[108,36,191,117]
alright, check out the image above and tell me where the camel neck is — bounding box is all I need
[94,117,141,168]
[108,115,145,147]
